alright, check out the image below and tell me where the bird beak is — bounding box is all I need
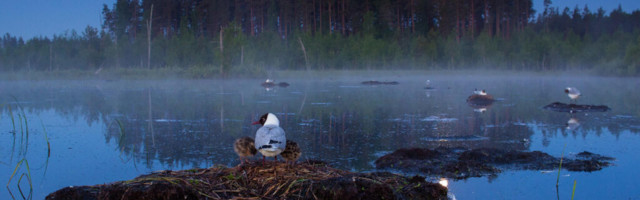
[251,121,260,125]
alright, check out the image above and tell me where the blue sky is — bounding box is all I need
[1,0,639,40]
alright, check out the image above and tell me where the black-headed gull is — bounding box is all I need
[565,87,581,104]
[252,113,286,162]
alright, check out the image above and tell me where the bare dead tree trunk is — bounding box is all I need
[49,43,52,71]
[147,4,153,70]
[148,89,155,147]
[313,0,317,34]
[219,27,224,75]
[341,0,346,35]
[495,3,501,38]
[328,1,332,34]
[396,6,401,32]
[456,1,460,43]
[298,37,310,71]
[115,35,120,69]
[250,6,255,36]
[319,0,323,34]
[410,0,415,33]
[471,0,475,39]
[485,0,492,36]
[220,85,224,131]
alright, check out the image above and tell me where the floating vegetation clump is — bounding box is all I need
[375,147,614,180]
[46,161,448,199]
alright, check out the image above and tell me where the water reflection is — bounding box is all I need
[1,77,639,199]
[566,117,580,131]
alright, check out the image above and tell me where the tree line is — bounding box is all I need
[1,0,640,77]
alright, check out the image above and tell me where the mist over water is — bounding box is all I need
[1,72,639,199]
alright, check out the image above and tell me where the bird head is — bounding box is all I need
[252,113,279,126]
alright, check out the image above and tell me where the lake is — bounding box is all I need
[1,72,639,199]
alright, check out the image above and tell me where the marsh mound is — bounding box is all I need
[375,147,614,179]
[47,161,447,200]
[543,102,611,113]
[361,80,399,85]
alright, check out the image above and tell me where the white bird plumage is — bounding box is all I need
[565,87,581,103]
[253,113,286,161]
[473,88,487,95]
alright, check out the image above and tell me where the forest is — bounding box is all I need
[1,0,640,77]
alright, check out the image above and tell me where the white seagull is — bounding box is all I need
[252,113,286,162]
[473,88,487,95]
[565,87,581,103]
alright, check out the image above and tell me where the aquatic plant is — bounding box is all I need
[40,119,51,157]
[556,144,566,187]
[571,180,577,200]
[7,105,16,134]
[7,159,33,199]
[4,99,52,199]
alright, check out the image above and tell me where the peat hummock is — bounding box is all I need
[543,102,610,113]
[261,81,290,88]
[47,161,447,200]
[375,147,614,179]
[361,80,399,85]
[466,95,495,106]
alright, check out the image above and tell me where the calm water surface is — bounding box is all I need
[1,73,639,199]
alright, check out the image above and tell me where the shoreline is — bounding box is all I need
[0,68,622,81]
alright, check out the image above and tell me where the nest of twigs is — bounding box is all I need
[47,160,448,200]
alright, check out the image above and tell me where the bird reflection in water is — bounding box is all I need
[566,117,580,131]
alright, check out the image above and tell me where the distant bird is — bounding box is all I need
[280,140,301,165]
[565,87,581,104]
[467,89,494,106]
[473,88,482,95]
[261,79,277,88]
[233,137,257,165]
[424,80,434,90]
[252,113,286,163]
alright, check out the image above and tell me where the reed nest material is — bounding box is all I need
[46,161,448,200]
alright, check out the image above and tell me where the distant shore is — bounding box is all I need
[0,68,613,81]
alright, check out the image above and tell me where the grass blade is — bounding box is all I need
[23,113,29,142]
[556,144,566,187]
[23,160,33,189]
[8,105,16,134]
[40,119,51,157]
[7,159,33,189]
[7,160,24,187]
[571,180,577,200]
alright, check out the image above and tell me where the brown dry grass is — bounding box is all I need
[47,160,447,200]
